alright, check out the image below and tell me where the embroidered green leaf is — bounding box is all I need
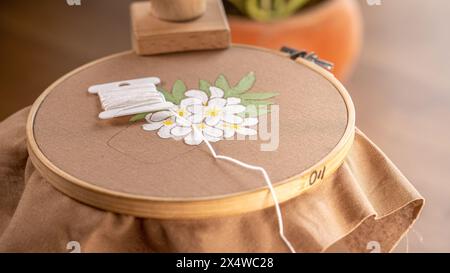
[241,99,274,106]
[230,72,255,95]
[215,74,232,97]
[129,112,149,123]
[239,92,279,100]
[157,87,177,104]
[172,80,186,104]
[215,74,230,90]
[199,79,211,97]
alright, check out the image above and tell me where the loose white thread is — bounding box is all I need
[170,110,296,253]
[404,228,423,253]
[412,228,424,244]
[405,233,409,253]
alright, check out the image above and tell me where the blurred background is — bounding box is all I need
[0,0,449,252]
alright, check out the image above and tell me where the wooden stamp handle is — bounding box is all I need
[150,0,207,22]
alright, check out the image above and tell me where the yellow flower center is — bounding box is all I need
[197,123,206,129]
[232,124,240,130]
[177,109,185,117]
[163,119,174,126]
[206,107,220,117]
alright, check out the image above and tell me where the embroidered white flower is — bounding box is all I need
[143,112,175,139]
[216,117,259,138]
[171,122,224,145]
[187,87,246,127]
[142,97,201,138]
[160,86,249,145]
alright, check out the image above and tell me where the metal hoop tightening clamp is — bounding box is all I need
[281,46,334,71]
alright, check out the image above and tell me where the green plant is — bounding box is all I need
[228,0,312,22]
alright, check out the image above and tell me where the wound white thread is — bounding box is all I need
[90,78,174,120]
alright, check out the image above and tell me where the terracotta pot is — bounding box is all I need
[228,0,363,81]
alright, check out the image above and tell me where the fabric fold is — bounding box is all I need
[0,108,424,253]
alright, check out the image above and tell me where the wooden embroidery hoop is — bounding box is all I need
[26,45,355,219]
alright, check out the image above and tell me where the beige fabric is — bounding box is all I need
[0,108,423,253]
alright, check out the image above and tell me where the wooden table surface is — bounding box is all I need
[0,0,449,252]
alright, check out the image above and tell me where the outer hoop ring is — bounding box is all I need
[26,45,355,219]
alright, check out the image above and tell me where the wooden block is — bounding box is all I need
[131,0,231,55]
